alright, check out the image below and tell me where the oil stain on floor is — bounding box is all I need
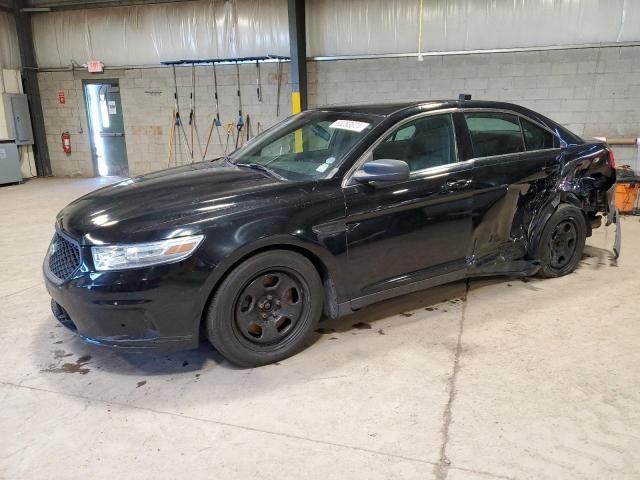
[352,322,372,330]
[42,354,92,375]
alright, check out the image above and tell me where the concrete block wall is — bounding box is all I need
[38,45,640,176]
[38,63,291,177]
[307,46,640,168]
[38,70,93,176]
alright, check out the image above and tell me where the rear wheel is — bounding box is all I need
[206,250,323,367]
[534,204,587,278]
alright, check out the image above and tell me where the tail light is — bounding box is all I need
[607,147,616,168]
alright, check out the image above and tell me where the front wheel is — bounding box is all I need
[205,250,323,367]
[534,203,587,278]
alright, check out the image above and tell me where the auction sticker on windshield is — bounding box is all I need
[329,120,370,132]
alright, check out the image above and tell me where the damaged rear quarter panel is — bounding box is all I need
[469,141,615,274]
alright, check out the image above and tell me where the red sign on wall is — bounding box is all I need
[87,60,104,73]
[58,90,66,105]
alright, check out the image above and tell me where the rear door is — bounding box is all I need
[343,112,474,303]
[461,110,562,264]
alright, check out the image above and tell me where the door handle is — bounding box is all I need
[100,132,125,137]
[443,179,472,192]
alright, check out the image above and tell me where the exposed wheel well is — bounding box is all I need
[560,194,593,237]
[198,244,337,337]
[529,196,592,257]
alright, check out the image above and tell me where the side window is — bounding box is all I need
[391,125,416,141]
[465,113,524,157]
[372,115,456,172]
[520,118,556,151]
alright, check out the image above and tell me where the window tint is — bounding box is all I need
[521,118,556,151]
[373,114,456,172]
[465,113,524,157]
[260,121,333,157]
[231,111,381,180]
[390,125,416,141]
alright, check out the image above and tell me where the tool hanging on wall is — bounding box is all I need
[188,63,196,162]
[162,55,292,158]
[235,62,245,149]
[224,121,236,155]
[276,60,283,117]
[190,64,205,161]
[202,63,224,160]
[167,109,175,167]
[256,60,263,103]
[169,65,192,166]
[244,114,251,144]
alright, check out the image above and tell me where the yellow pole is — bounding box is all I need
[292,91,303,152]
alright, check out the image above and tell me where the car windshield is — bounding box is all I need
[228,111,381,180]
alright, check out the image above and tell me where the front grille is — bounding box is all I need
[51,300,77,331]
[47,233,81,281]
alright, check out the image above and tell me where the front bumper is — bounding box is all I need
[44,241,212,352]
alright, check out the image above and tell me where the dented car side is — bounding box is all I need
[334,103,618,314]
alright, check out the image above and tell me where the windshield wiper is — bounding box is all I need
[234,162,284,180]
[210,155,233,165]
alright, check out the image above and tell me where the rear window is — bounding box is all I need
[465,113,525,157]
[521,117,556,150]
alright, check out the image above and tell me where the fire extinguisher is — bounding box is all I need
[61,132,71,154]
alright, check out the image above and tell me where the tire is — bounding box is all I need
[534,203,587,278]
[205,250,323,367]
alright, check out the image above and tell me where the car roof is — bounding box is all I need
[317,100,542,117]
[314,99,584,145]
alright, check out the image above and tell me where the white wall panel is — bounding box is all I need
[307,0,640,57]
[32,0,289,68]
[0,11,20,68]
[29,0,640,67]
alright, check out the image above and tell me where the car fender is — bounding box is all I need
[196,233,344,326]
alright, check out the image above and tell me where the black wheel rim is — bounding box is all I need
[234,270,305,345]
[548,219,578,269]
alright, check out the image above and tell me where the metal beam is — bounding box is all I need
[287,0,306,113]
[13,0,51,176]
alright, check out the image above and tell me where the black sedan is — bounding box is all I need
[44,99,619,367]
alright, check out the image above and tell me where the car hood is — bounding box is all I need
[57,162,295,244]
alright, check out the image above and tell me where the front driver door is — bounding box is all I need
[343,112,474,306]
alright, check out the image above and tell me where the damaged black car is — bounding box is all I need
[44,99,620,367]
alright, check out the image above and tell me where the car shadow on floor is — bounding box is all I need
[35,248,615,377]
[36,280,470,377]
[315,279,470,335]
[581,244,618,269]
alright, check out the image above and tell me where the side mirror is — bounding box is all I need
[353,159,410,184]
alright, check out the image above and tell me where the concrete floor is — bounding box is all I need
[1,178,639,480]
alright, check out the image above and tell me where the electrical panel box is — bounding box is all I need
[2,94,34,146]
[0,142,23,185]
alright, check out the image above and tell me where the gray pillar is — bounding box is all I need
[287,0,307,113]
[13,0,52,176]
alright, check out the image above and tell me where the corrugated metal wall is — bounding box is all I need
[307,0,640,57]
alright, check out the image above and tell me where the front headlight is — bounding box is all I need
[91,235,204,271]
